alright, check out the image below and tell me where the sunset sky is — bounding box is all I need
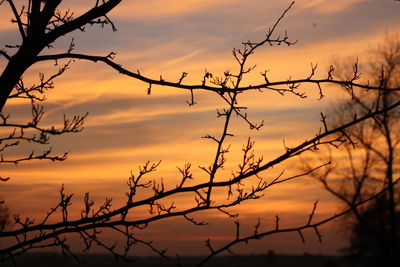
[1,0,400,258]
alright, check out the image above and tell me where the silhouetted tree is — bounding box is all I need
[0,198,8,231]
[1,1,400,266]
[303,32,400,267]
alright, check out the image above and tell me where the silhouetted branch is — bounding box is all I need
[6,0,26,40]
[1,1,399,265]
[0,50,11,60]
[33,53,400,97]
[1,96,398,260]
[196,178,400,266]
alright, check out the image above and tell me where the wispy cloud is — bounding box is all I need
[298,0,365,13]
[1,0,400,255]
[114,0,242,19]
[147,50,202,72]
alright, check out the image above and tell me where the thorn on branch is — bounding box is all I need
[317,83,324,100]
[261,70,270,84]
[186,89,196,106]
[107,52,116,60]
[327,65,335,80]
[298,230,305,243]
[306,200,318,226]
[205,239,214,253]
[183,214,207,226]
[202,70,213,86]
[314,226,322,243]
[307,63,318,80]
[178,72,188,84]
[235,221,240,240]
[254,218,261,236]
[67,38,75,53]
[320,112,328,132]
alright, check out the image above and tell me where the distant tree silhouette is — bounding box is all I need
[1,1,400,266]
[346,196,400,266]
[0,198,8,231]
[303,32,400,267]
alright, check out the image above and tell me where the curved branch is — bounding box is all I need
[34,53,400,94]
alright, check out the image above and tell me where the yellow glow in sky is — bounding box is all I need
[1,0,400,257]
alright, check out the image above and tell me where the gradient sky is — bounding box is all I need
[1,0,400,257]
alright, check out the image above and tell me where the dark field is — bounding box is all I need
[2,252,358,267]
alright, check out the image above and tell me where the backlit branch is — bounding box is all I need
[1,97,398,261]
[1,1,399,265]
[196,178,400,266]
[33,52,400,97]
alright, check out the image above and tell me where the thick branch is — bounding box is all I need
[44,0,121,43]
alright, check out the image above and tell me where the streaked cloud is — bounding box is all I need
[1,0,400,256]
[299,0,365,13]
[115,0,242,19]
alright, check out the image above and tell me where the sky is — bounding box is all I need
[1,0,400,258]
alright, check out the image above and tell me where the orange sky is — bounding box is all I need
[1,0,400,258]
